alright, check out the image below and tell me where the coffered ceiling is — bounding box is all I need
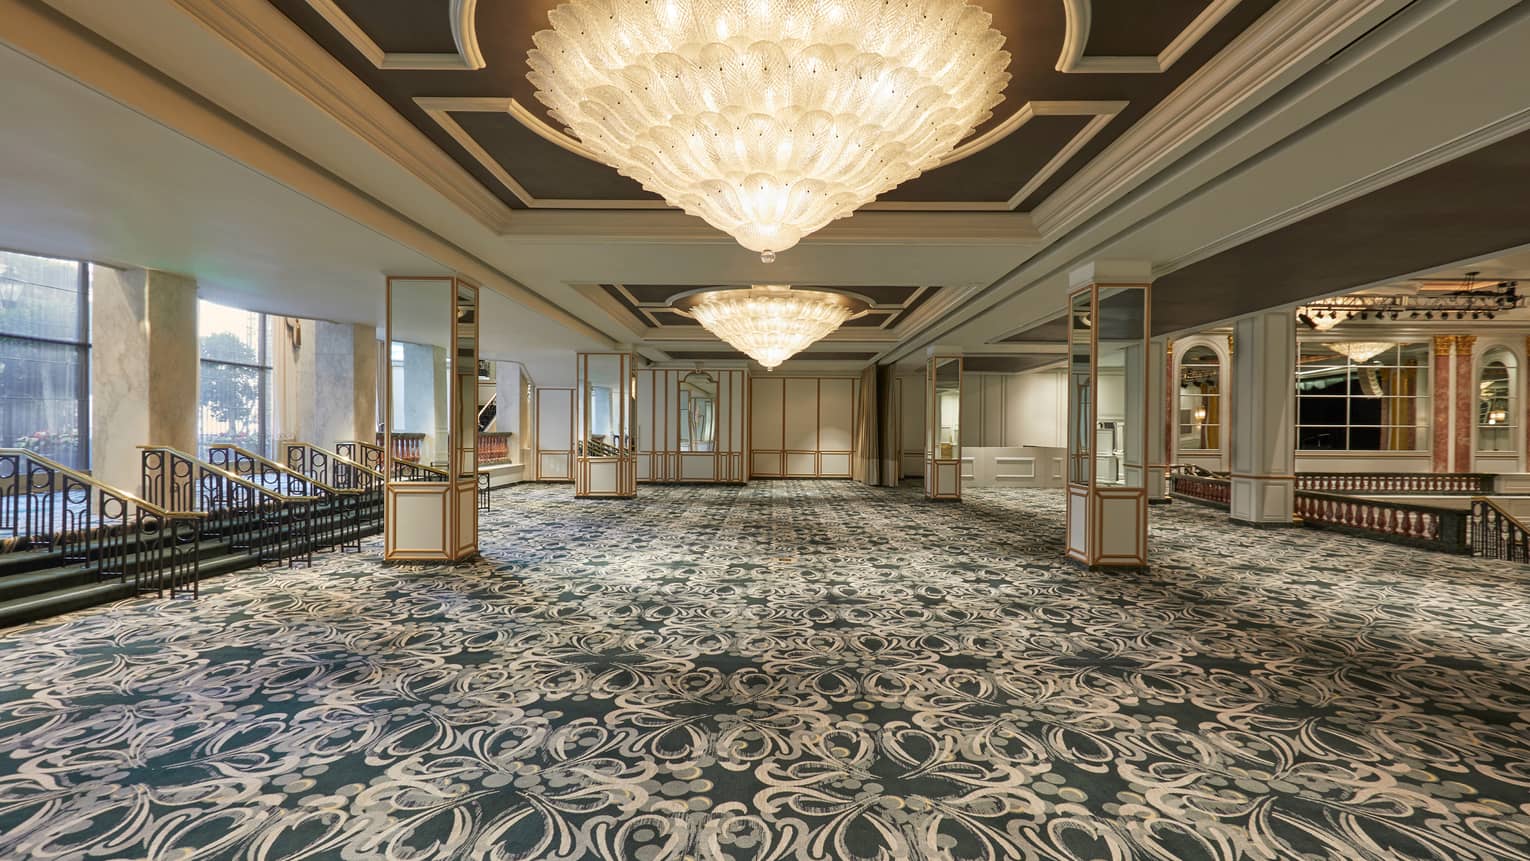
[267,0,1278,214]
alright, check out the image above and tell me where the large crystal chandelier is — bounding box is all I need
[675,285,869,369]
[527,0,1010,262]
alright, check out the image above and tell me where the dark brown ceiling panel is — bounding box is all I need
[1153,130,1530,336]
[884,114,1094,203]
[452,111,653,201]
[1085,0,1211,56]
[1000,313,1069,343]
[963,354,1065,373]
[268,0,1280,212]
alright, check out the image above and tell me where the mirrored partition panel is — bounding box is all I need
[384,276,480,561]
[576,352,637,497]
[678,372,717,452]
[1066,280,1149,568]
[924,354,962,500]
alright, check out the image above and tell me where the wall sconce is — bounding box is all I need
[1488,409,1508,425]
[1193,405,1208,424]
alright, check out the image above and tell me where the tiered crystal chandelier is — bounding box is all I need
[527,0,1011,261]
[1328,342,1394,363]
[675,285,869,369]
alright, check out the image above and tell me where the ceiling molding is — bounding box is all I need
[1153,104,1530,278]
[498,209,1041,245]
[865,101,1128,211]
[1034,0,1407,237]
[168,0,514,232]
[2,0,612,347]
[414,96,670,210]
[1056,0,1242,74]
[302,0,484,70]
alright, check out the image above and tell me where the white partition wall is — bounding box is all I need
[534,387,573,481]
[898,374,925,477]
[750,375,860,478]
[635,366,748,483]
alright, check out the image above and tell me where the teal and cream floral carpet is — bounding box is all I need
[1,481,1529,860]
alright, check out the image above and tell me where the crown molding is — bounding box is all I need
[1057,0,1242,74]
[1036,0,1407,237]
[167,0,514,232]
[497,209,1041,245]
[7,0,611,347]
[415,97,669,210]
[303,0,484,70]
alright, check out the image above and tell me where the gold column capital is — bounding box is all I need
[1433,335,1455,357]
[1456,334,1477,356]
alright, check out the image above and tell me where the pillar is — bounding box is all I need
[1145,336,1169,502]
[1431,336,1453,472]
[1065,262,1150,568]
[352,324,378,441]
[89,265,198,492]
[1454,335,1476,473]
[1229,310,1296,525]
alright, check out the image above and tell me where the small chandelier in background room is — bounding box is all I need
[528,1,1011,262]
[674,285,869,370]
[1328,342,1394,364]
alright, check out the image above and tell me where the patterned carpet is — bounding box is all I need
[1,481,1529,860]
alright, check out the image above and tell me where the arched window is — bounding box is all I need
[1478,349,1517,453]
[1178,345,1221,452]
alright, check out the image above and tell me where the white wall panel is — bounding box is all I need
[750,375,859,478]
[534,387,573,481]
[634,367,748,482]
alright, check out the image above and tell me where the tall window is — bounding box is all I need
[198,300,272,456]
[0,251,90,469]
[1297,341,1429,451]
[1478,349,1517,453]
[1177,345,1221,452]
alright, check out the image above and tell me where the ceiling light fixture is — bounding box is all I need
[528,1,1011,262]
[674,285,869,369]
[1329,341,1394,364]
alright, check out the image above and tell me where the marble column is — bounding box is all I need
[89,265,198,492]
[1454,335,1476,473]
[1229,310,1296,525]
[352,325,378,442]
[1145,336,1169,502]
[1431,336,1453,472]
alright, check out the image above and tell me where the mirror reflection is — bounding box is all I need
[1068,291,1092,485]
[454,284,478,479]
[1094,288,1146,489]
[582,354,632,456]
[934,358,960,460]
[1479,350,1516,453]
[388,278,452,480]
[678,372,717,452]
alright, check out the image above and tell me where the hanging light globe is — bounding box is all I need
[674,285,870,369]
[527,0,1011,262]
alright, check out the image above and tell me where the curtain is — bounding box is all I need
[877,365,901,486]
[853,365,878,485]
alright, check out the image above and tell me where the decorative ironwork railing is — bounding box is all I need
[335,440,385,474]
[1469,498,1530,562]
[1297,472,1493,495]
[0,449,204,598]
[1295,491,1469,555]
[141,446,316,569]
[207,445,369,554]
[283,442,383,493]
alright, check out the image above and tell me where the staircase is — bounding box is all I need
[478,394,498,432]
[0,445,383,629]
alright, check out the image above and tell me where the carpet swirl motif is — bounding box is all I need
[1,482,1528,860]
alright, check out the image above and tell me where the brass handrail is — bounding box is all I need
[1,448,205,519]
[208,445,361,496]
[137,445,317,502]
[285,442,384,481]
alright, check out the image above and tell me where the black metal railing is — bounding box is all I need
[1,448,203,598]
[1469,497,1530,562]
[141,446,317,569]
[335,440,385,474]
[208,445,368,554]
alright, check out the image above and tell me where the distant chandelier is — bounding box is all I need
[1328,342,1394,363]
[675,285,869,369]
[528,0,1010,262]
